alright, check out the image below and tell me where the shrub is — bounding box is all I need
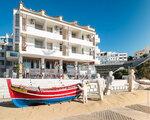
[136,60,150,79]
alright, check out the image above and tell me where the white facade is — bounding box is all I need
[13,3,100,78]
[96,51,128,65]
[0,34,19,77]
[134,46,150,59]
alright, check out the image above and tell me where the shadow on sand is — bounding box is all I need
[73,97,100,103]
[0,101,16,108]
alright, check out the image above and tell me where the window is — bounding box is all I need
[15,28,19,42]
[89,49,92,55]
[35,39,43,48]
[47,27,53,32]
[82,35,84,40]
[8,38,13,43]
[22,18,26,30]
[35,23,43,30]
[0,53,4,57]
[60,28,62,35]
[31,60,34,68]
[46,61,50,69]
[15,44,19,52]
[15,14,19,27]
[0,60,4,65]
[72,32,76,38]
[30,19,35,25]
[6,46,13,51]
[47,43,53,50]
[10,52,18,57]
[60,43,63,51]
[0,45,4,50]
[54,26,59,31]
[72,47,77,53]
[6,61,12,66]
[35,60,39,68]
[82,48,84,54]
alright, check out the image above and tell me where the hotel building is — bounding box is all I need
[97,51,128,65]
[13,3,100,78]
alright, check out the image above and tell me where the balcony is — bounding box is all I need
[23,26,63,41]
[70,53,94,61]
[69,37,93,47]
[21,45,63,59]
[6,51,19,61]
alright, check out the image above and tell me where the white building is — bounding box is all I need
[0,34,18,77]
[96,51,128,65]
[13,3,100,78]
[134,46,150,59]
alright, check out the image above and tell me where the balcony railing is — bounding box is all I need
[24,26,63,41]
[70,53,93,61]
[69,37,93,47]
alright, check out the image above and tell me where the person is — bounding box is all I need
[78,81,88,104]
[128,69,136,92]
[96,73,105,100]
[104,71,114,95]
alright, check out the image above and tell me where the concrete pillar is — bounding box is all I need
[41,58,45,79]
[75,61,78,78]
[87,63,91,79]
[19,56,23,79]
[59,60,63,76]
[79,31,82,39]
[68,28,72,40]
[45,38,47,49]
[41,58,45,69]
[44,20,47,31]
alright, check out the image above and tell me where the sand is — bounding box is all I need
[0,90,149,120]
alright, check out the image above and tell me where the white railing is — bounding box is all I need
[0,78,138,99]
[70,53,93,61]
[69,37,93,47]
[24,26,63,41]
[21,46,63,58]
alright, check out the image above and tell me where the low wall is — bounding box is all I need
[0,78,139,99]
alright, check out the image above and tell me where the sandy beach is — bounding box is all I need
[0,90,150,120]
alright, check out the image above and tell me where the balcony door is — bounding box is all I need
[62,45,67,56]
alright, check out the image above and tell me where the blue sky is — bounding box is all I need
[0,0,150,55]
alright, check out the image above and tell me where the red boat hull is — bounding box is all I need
[7,79,81,107]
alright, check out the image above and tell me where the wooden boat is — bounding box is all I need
[7,79,81,107]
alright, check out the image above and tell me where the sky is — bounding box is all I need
[0,0,150,55]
